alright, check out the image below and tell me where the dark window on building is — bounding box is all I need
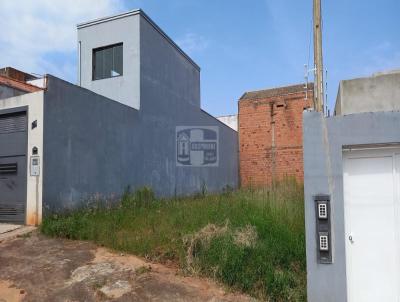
[92,43,123,80]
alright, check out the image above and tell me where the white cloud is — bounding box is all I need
[361,42,400,75]
[176,33,209,56]
[0,0,125,82]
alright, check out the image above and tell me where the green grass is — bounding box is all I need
[41,180,306,301]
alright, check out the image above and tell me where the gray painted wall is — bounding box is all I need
[303,110,400,302]
[43,76,238,212]
[43,10,237,212]
[335,71,400,115]
[139,12,200,109]
[0,86,27,100]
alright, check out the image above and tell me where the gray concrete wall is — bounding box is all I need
[77,11,141,109]
[0,86,27,100]
[43,76,237,212]
[303,110,400,302]
[45,10,235,212]
[139,12,200,109]
[335,71,400,115]
[77,10,201,111]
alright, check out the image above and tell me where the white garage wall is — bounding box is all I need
[0,91,44,225]
[303,110,400,302]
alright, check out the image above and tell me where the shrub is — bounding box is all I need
[41,182,306,301]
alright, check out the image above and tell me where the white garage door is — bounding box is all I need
[343,148,400,302]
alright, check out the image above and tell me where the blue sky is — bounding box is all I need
[0,0,399,116]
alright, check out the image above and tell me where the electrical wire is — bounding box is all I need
[307,16,313,70]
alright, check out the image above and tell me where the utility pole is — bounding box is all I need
[313,0,324,113]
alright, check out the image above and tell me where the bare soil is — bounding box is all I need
[0,231,253,302]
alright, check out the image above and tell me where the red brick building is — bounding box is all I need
[238,83,313,186]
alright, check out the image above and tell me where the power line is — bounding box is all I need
[307,17,313,70]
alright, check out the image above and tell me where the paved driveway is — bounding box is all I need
[0,231,252,302]
[0,224,21,234]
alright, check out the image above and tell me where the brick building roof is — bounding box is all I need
[0,67,38,82]
[0,75,43,93]
[239,83,314,100]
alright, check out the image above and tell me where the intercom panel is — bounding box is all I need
[30,156,40,176]
[314,195,332,264]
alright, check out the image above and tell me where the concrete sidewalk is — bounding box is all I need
[0,224,21,234]
[0,223,36,243]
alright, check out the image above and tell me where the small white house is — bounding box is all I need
[304,70,400,302]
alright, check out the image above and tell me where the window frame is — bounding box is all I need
[92,42,123,81]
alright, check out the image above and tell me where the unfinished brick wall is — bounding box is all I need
[238,84,313,187]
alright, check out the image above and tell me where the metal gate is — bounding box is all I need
[0,111,27,224]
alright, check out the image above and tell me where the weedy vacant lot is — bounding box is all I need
[41,181,306,301]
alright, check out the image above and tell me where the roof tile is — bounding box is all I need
[0,75,42,93]
[240,83,314,100]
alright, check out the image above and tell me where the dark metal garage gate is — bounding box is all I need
[0,110,27,224]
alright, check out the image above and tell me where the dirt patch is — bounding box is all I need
[0,280,25,302]
[92,247,147,270]
[99,280,132,299]
[0,231,254,301]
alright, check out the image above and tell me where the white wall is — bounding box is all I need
[217,115,238,131]
[77,11,141,109]
[0,91,44,225]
